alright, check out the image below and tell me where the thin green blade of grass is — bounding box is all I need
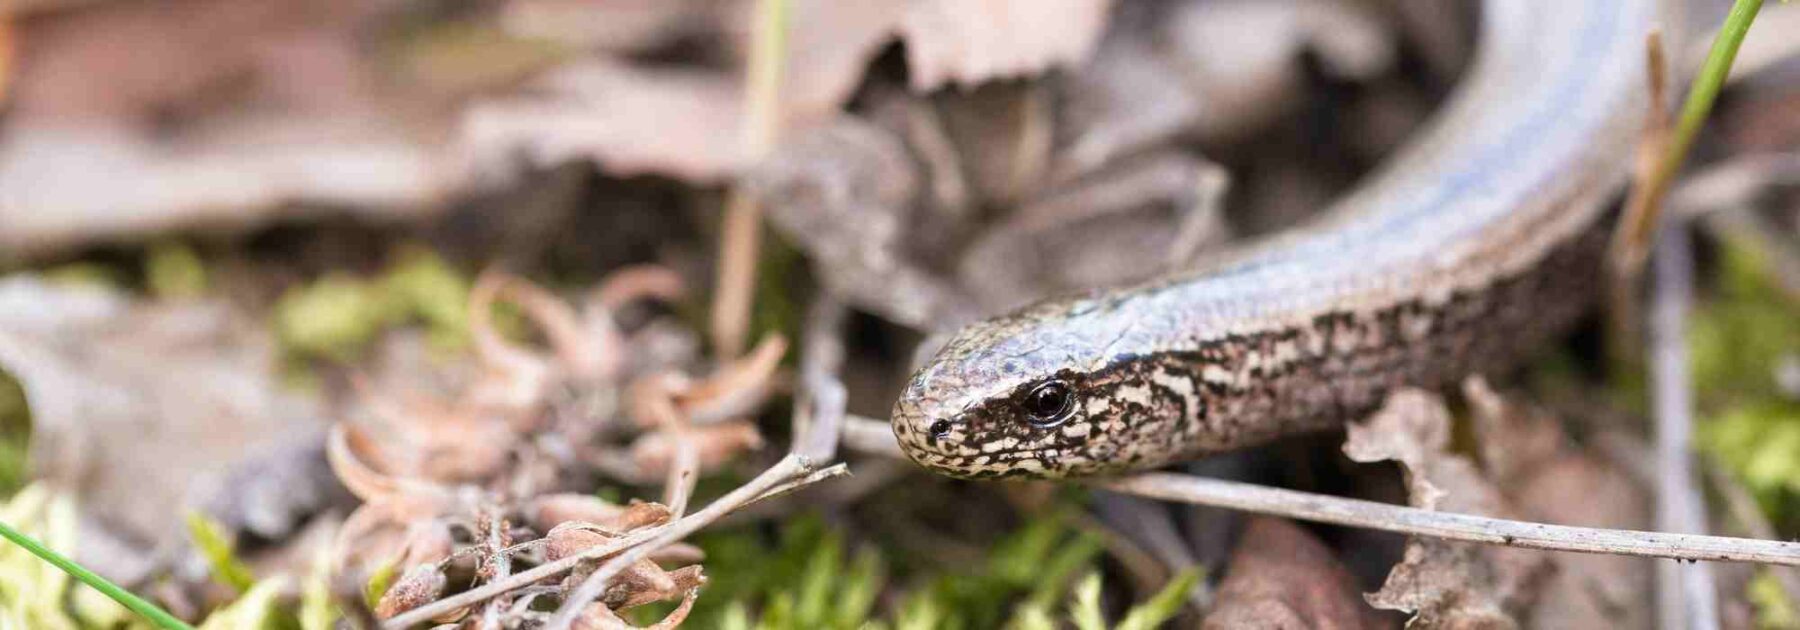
[0,518,195,630]
[1635,0,1767,229]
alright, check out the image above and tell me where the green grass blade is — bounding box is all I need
[0,518,195,630]
[1663,0,1764,176]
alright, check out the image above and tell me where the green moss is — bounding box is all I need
[1695,237,1800,528]
[273,246,475,362]
[641,511,1106,629]
[1749,568,1800,629]
[185,513,257,594]
[145,241,208,300]
[0,373,31,497]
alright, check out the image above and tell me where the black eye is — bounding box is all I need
[1022,380,1074,426]
[928,420,953,440]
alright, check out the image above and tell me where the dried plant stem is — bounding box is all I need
[709,0,790,358]
[477,508,512,630]
[841,414,907,460]
[1609,0,1767,369]
[662,434,700,519]
[545,454,821,629]
[839,418,1800,565]
[1091,473,1800,566]
[1652,225,1720,630]
[710,193,763,359]
[0,17,12,105]
[381,457,841,630]
[1606,30,1672,371]
[795,297,848,461]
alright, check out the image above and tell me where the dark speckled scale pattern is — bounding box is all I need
[892,0,1674,479]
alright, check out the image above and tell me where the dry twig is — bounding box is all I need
[1091,473,1800,566]
[794,297,849,462]
[380,457,845,629]
[544,454,827,629]
[1607,31,1673,371]
[1651,224,1720,630]
[709,0,790,358]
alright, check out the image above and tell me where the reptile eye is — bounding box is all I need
[928,420,953,441]
[1022,380,1074,426]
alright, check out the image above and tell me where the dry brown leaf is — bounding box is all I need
[775,0,907,118]
[494,272,615,381]
[599,560,682,609]
[606,564,705,611]
[677,334,787,423]
[595,265,687,312]
[956,152,1228,313]
[375,563,449,620]
[1464,379,1653,630]
[0,277,339,579]
[334,499,461,576]
[0,0,446,257]
[749,116,972,327]
[352,389,520,484]
[575,588,699,630]
[629,421,765,476]
[0,17,13,105]
[1163,0,1394,140]
[462,60,747,183]
[498,0,702,54]
[898,0,1112,92]
[1054,24,1198,179]
[528,494,673,534]
[469,270,558,413]
[627,372,692,430]
[1203,517,1391,630]
[546,523,617,563]
[1344,389,1552,628]
[1464,379,1566,485]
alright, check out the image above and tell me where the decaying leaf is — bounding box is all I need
[1344,388,1551,628]
[899,0,1112,92]
[575,588,699,630]
[374,563,448,620]
[1465,379,1653,630]
[0,0,447,257]
[602,561,702,610]
[629,421,765,477]
[0,277,342,582]
[750,116,972,328]
[1203,517,1390,629]
[1162,0,1394,140]
[526,494,673,533]
[462,60,748,183]
[956,152,1229,313]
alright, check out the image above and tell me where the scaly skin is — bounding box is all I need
[892,0,1674,479]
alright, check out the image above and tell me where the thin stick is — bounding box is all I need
[383,525,663,629]
[1606,30,1672,371]
[662,435,700,519]
[544,454,817,629]
[1609,0,1767,371]
[708,0,790,358]
[0,17,13,105]
[477,507,512,630]
[1089,473,1800,566]
[840,414,907,460]
[1652,224,1720,630]
[0,519,195,630]
[795,297,848,462]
